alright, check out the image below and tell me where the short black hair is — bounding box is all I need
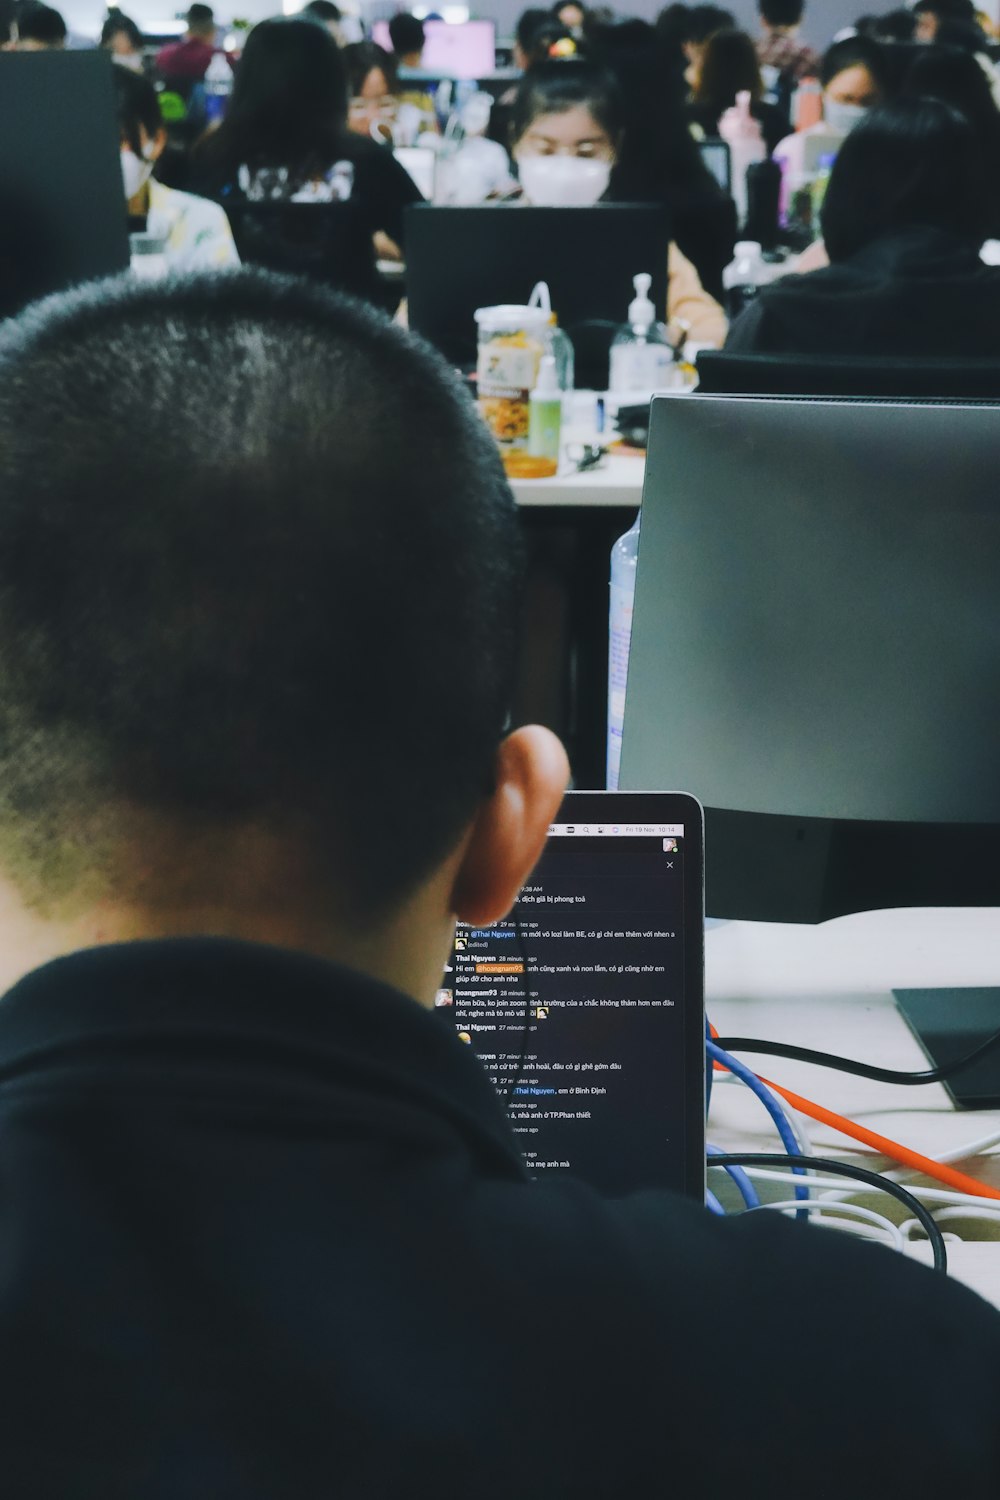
[820,34,889,90]
[758,0,804,25]
[821,96,993,260]
[686,4,735,44]
[913,0,976,17]
[509,56,621,146]
[16,2,66,43]
[342,39,397,95]
[112,61,162,154]
[515,6,551,51]
[186,2,214,32]
[0,271,522,919]
[101,7,143,49]
[387,12,425,55]
[302,0,342,23]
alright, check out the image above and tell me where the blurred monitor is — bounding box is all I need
[620,392,1000,924]
[372,19,496,78]
[404,202,671,389]
[0,51,129,318]
[697,138,731,195]
[694,350,1000,400]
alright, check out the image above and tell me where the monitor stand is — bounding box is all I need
[894,988,1000,1110]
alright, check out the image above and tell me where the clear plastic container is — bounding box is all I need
[474,303,550,473]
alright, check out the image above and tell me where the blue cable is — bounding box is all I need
[707,1143,761,1209]
[706,1038,809,1208]
[705,1189,725,1215]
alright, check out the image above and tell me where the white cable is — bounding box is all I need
[745,1199,906,1253]
[737,1166,1000,1214]
[898,1218,963,1245]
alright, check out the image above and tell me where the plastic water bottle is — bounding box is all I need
[722,240,770,321]
[607,511,640,790]
[203,50,231,125]
[718,90,766,231]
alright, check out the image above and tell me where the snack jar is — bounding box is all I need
[474,303,550,474]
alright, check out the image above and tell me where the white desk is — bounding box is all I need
[706,907,1000,1306]
[509,449,645,509]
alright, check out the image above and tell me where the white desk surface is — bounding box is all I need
[706,907,1000,1306]
[508,391,648,509]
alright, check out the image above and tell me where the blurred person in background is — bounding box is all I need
[101,8,145,71]
[155,3,221,82]
[385,15,439,134]
[490,8,576,144]
[755,0,820,86]
[192,18,421,283]
[115,63,238,267]
[13,2,66,49]
[553,0,586,39]
[343,40,399,141]
[725,98,1000,355]
[674,4,736,88]
[913,0,979,42]
[587,17,737,301]
[899,41,1000,181]
[854,9,917,43]
[686,26,790,153]
[508,57,728,346]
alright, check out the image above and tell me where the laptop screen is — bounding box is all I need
[441,790,705,1199]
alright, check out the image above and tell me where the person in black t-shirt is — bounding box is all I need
[192,16,421,305]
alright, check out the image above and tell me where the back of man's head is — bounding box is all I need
[0,271,522,921]
[758,0,804,29]
[185,1,214,36]
[15,1,66,46]
[387,11,425,57]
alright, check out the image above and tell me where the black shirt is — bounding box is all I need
[725,224,1000,356]
[3,936,1000,1497]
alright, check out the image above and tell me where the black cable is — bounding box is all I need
[709,1152,948,1273]
[713,1029,1000,1087]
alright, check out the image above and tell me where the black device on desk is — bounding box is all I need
[0,51,129,319]
[695,350,1000,401]
[404,203,671,391]
[620,393,1000,1103]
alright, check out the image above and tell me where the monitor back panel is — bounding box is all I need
[0,52,129,317]
[404,203,671,381]
[619,394,1000,827]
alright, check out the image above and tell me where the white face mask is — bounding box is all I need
[516,154,611,207]
[121,146,154,201]
[823,100,868,136]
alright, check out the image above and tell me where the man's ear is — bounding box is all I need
[450,725,569,927]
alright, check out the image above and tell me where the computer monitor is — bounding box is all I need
[0,51,129,318]
[694,350,1000,401]
[372,19,496,78]
[404,203,671,389]
[618,392,1000,925]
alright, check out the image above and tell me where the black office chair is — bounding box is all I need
[222,199,387,308]
[694,349,1000,400]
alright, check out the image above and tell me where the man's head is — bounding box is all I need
[14,2,66,49]
[0,271,566,961]
[757,0,804,32]
[913,0,976,42]
[387,11,425,63]
[185,1,214,38]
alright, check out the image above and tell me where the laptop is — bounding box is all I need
[404,202,672,389]
[0,51,129,319]
[442,790,705,1199]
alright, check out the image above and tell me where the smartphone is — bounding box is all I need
[442,790,705,1200]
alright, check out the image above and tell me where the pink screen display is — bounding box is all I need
[371,19,496,78]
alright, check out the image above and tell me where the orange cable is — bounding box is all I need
[708,1024,1000,1201]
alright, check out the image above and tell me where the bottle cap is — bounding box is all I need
[734,240,763,257]
[532,353,559,394]
[627,271,655,328]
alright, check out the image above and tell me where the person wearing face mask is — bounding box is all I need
[507,58,728,347]
[772,35,888,174]
[725,98,1000,357]
[114,64,239,271]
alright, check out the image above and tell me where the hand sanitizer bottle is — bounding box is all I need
[608,273,674,399]
[527,354,562,477]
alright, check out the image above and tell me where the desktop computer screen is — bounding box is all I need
[620,392,1000,923]
[371,19,496,78]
